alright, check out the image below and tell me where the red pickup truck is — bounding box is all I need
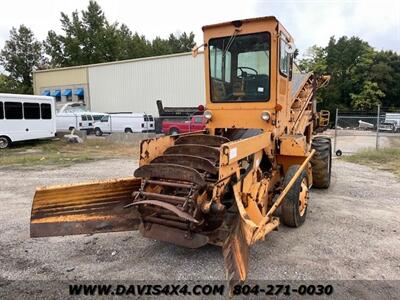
[162,115,206,135]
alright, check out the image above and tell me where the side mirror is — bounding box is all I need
[285,42,296,54]
[191,43,206,57]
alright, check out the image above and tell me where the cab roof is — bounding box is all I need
[202,16,278,31]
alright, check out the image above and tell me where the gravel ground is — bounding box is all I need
[0,158,399,296]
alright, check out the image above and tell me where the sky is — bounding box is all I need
[0,0,399,57]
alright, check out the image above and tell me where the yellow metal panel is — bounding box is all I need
[219,132,271,166]
[279,134,307,156]
[30,177,141,237]
[33,67,88,93]
[207,109,276,131]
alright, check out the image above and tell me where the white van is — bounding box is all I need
[93,113,154,136]
[91,112,108,122]
[0,93,56,149]
[143,114,155,132]
[56,112,94,133]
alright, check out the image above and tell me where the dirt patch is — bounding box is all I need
[0,158,399,298]
[342,148,400,178]
[0,139,138,168]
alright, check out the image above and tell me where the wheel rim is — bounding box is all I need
[299,178,309,216]
[0,138,8,149]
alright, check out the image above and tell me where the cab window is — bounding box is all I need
[279,38,289,76]
[209,32,270,102]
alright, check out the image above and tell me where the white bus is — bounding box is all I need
[0,94,56,149]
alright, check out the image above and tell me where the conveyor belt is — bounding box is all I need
[291,73,312,99]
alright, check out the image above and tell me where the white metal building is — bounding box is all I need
[33,52,205,116]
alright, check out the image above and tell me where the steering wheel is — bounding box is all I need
[237,66,258,79]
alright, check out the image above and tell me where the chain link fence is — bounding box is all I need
[334,106,400,156]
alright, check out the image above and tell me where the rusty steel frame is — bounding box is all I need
[152,154,218,175]
[164,144,221,161]
[132,200,199,223]
[30,177,141,238]
[134,163,206,187]
[175,134,230,146]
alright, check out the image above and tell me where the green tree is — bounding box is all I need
[0,25,45,94]
[45,1,196,67]
[324,36,375,109]
[151,37,171,56]
[298,45,327,74]
[116,25,152,59]
[350,81,385,110]
[300,36,395,113]
[368,50,400,108]
[170,32,196,53]
[0,74,21,93]
[45,1,118,67]
[151,32,196,56]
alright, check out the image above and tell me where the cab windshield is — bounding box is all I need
[209,32,270,102]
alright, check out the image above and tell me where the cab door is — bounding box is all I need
[276,32,293,134]
[100,115,111,133]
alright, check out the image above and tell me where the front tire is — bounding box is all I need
[311,136,332,188]
[169,128,179,136]
[0,136,10,149]
[281,165,309,227]
[124,128,133,133]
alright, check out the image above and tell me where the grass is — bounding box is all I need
[342,148,400,178]
[0,138,139,168]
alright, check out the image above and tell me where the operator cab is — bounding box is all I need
[209,32,270,102]
[202,17,296,132]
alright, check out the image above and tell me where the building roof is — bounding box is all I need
[33,51,202,74]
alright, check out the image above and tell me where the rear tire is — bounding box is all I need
[281,165,308,227]
[0,136,10,149]
[124,128,133,133]
[311,136,332,188]
[94,128,103,136]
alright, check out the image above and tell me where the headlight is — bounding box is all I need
[261,111,271,121]
[204,110,213,120]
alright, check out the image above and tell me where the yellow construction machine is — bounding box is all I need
[31,16,331,283]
